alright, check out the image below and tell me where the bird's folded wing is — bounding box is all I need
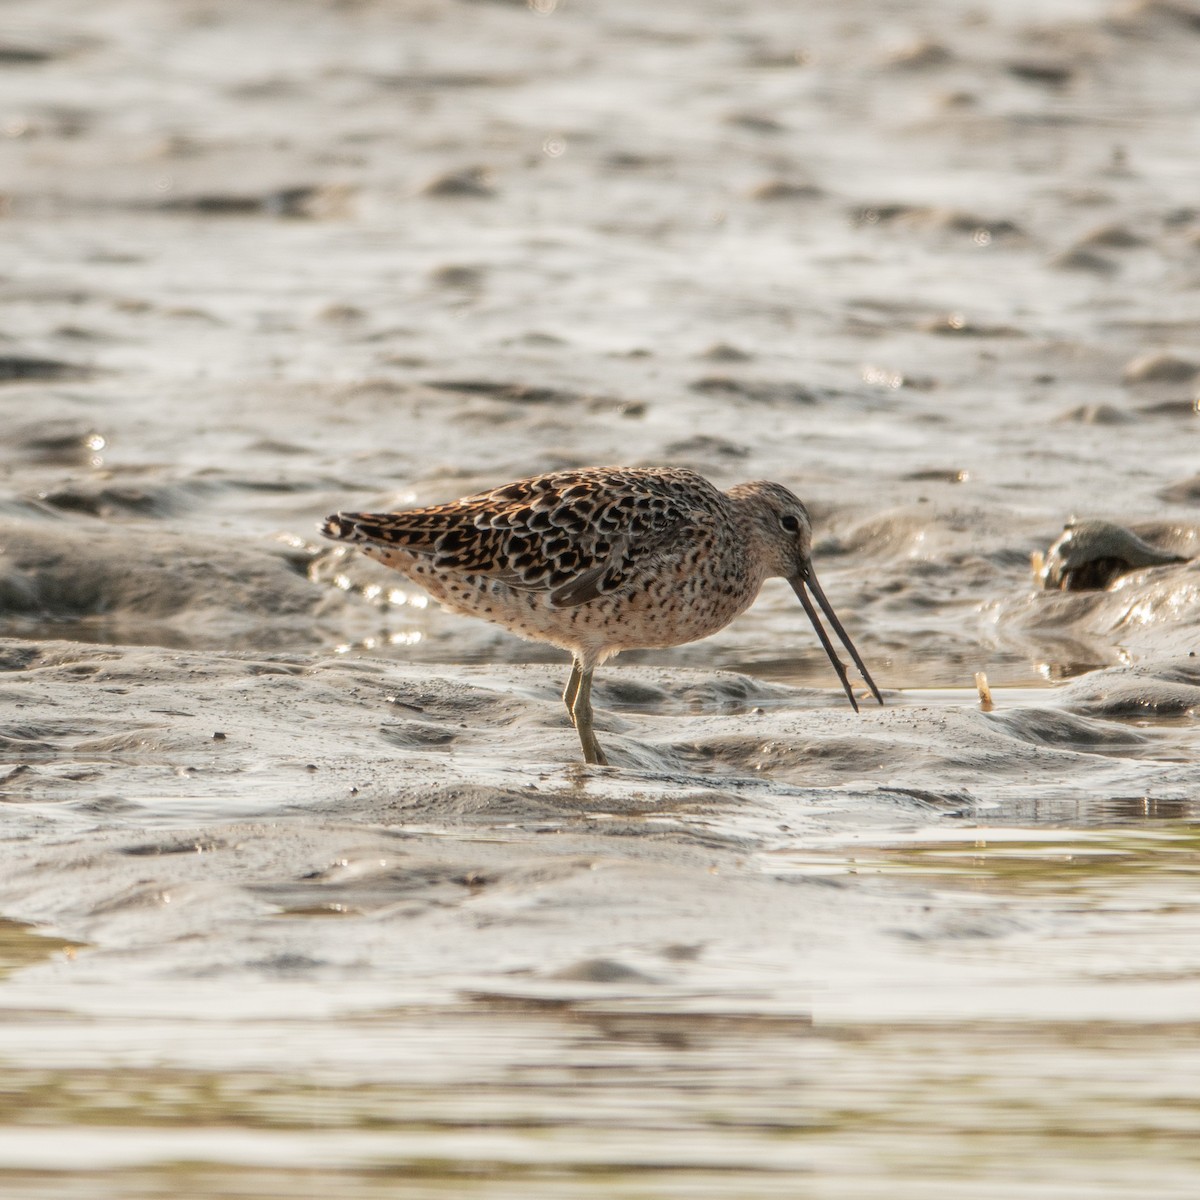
[328,471,711,606]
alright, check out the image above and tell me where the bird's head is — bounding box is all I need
[729,480,883,712]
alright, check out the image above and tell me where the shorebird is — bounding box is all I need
[323,466,882,765]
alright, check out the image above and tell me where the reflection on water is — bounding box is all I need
[767,824,1200,909]
[1,1004,1198,1198]
[3,822,1200,1197]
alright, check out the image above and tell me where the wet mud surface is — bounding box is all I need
[4,0,1200,1195]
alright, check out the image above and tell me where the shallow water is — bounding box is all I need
[3,0,1200,1195]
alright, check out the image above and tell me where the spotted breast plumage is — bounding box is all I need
[322,466,881,765]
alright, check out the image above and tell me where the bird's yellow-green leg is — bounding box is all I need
[562,659,582,727]
[568,663,607,766]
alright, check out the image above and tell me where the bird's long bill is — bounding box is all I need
[789,565,884,713]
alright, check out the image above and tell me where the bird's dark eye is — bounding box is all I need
[780,514,801,533]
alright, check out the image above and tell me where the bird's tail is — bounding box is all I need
[322,512,384,545]
[322,509,436,551]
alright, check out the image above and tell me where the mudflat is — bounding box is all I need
[3,0,1200,1195]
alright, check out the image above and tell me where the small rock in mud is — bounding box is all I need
[1035,520,1190,590]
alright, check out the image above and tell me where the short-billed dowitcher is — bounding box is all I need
[323,466,882,765]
